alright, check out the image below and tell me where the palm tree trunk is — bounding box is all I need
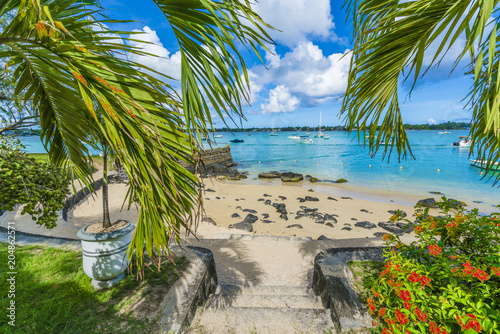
[102,151,111,228]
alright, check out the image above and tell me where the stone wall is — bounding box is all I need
[179,145,235,168]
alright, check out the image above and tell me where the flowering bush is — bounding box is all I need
[369,198,500,333]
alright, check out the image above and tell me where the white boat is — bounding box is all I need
[452,136,471,147]
[297,136,313,144]
[288,134,301,140]
[270,121,278,136]
[323,134,329,139]
[470,159,500,169]
[214,135,223,138]
[313,110,328,139]
[438,131,451,134]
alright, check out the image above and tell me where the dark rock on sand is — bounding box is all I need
[230,222,253,232]
[308,189,315,192]
[278,196,287,200]
[262,220,275,224]
[448,198,467,208]
[235,199,239,201]
[317,235,332,241]
[286,224,303,229]
[216,197,221,199]
[259,171,282,179]
[236,206,242,210]
[315,217,325,224]
[351,218,358,221]
[396,222,413,233]
[206,189,216,192]
[378,222,404,235]
[355,221,377,229]
[388,210,407,218]
[264,199,272,206]
[262,213,270,219]
[344,223,352,226]
[336,178,348,183]
[263,194,272,197]
[341,197,352,200]
[324,215,337,223]
[281,172,304,182]
[258,198,265,202]
[231,213,240,218]
[325,223,334,228]
[360,209,369,213]
[305,196,319,202]
[243,214,259,224]
[417,198,437,208]
[297,197,306,203]
[243,209,258,214]
[280,213,289,220]
[373,232,386,238]
[310,177,319,183]
[341,227,352,231]
[302,207,318,213]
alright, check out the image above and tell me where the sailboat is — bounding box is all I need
[270,121,278,136]
[313,111,329,139]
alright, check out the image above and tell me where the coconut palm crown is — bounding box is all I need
[0,0,272,273]
[342,0,500,182]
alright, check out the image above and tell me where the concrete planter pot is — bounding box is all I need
[77,220,135,289]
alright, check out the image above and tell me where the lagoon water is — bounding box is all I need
[19,130,499,214]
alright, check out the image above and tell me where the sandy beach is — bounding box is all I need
[0,173,440,241]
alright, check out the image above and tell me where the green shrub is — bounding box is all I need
[369,198,500,334]
[0,136,69,228]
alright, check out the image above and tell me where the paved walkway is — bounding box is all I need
[183,235,384,334]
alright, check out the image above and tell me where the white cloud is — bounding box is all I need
[261,85,300,114]
[251,41,351,112]
[254,0,336,47]
[427,118,437,125]
[127,26,182,80]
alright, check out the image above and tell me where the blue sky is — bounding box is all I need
[100,0,473,129]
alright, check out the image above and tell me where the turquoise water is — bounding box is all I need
[210,130,500,213]
[18,130,500,213]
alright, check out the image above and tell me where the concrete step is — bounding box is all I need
[205,292,324,309]
[216,284,314,296]
[187,306,335,334]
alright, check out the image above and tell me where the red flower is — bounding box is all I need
[367,297,376,314]
[378,308,386,318]
[473,268,490,282]
[403,301,412,309]
[420,275,431,287]
[409,272,420,283]
[372,321,377,326]
[382,328,393,334]
[395,309,409,325]
[382,234,390,241]
[463,261,474,275]
[492,266,500,276]
[414,226,423,234]
[428,244,442,256]
[429,321,440,334]
[398,290,412,302]
[415,307,428,322]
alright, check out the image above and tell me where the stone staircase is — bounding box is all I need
[188,284,334,333]
[184,236,337,334]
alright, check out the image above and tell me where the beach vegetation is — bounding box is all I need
[342,0,500,179]
[0,241,187,333]
[0,0,272,273]
[367,199,500,333]
[0,136,68,228]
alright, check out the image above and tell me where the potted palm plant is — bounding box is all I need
[1,0,272,284]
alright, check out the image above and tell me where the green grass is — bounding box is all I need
[28,154,105,167]
[0,242,187,334]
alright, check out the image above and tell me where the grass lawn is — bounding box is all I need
[28,154,105,167]
[0,242,187,334]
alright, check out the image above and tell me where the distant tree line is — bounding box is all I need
[214,122,470,132]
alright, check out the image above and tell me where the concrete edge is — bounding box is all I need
[312,247,385,333]
[0,225,79,242]
[159,245,217,334]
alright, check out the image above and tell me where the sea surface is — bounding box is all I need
[18,130,500,214]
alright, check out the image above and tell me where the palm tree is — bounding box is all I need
[0,0,272,272]
[342,0,500,181]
